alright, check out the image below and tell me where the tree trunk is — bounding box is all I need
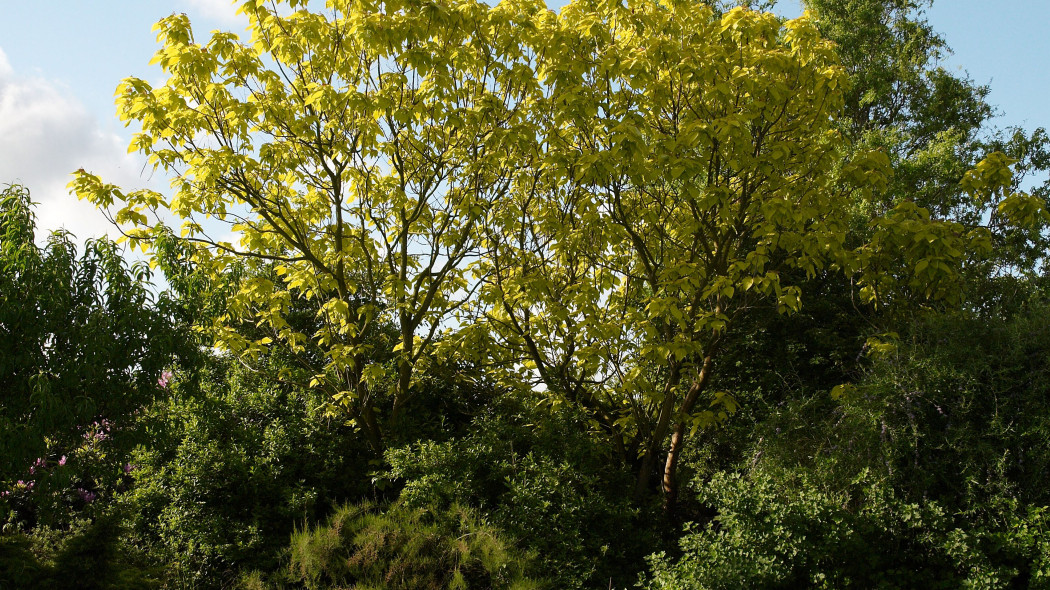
[390,315,414,425]
[662,354,715,517]
[360,401,383,454]
[391,356,412,423]
[634,363,681,499]
[662,422,687,516]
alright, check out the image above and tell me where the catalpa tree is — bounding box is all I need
[71,0,1035,505]
[73,0,548,449]
[476,1,888,505]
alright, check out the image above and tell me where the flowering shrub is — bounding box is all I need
[1,417,134,533]
[0,184,192,488]
[157,370,172,389]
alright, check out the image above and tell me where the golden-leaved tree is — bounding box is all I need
[73,0,550,450]
[477,1,888,507]
[72,0,1032,507]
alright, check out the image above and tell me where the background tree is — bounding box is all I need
[801,0,1050,291]
[480,2,896,510]
[1,184,191,589]
[72,0,549,450]
[0,183,186,494]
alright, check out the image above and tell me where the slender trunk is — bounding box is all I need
[662,422,687,516]
[661,354,715,517]
[391,316,413,425]
[360,401,383,454]
[634,363,681,499]
[351,362,384,454]
[391,357,412,423]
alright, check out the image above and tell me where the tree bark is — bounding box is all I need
[360,400,383,454]
[662,354,715,517]
[634,363,681,499]
[662,421,687,516]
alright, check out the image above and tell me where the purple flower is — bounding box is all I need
[58,455,67,466]
[77,488,96,503]
[123,463,137,474]
[157,370,173,389]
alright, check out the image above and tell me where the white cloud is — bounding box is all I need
[0,46,164,246]
[0,48,12,79]
[179,0,246,26]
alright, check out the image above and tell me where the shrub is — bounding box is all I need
[120,354,373,588]
[286,501,540,590]
[642,470,1050,589]
[386,397,651,590]
[0,513,163,590]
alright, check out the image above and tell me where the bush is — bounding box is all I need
[386,396,652,590]
[739,304,1050,513]
[119,353,373,588]
[286,500,540,590]
[0,512,163,590]
[642,470,1050,589]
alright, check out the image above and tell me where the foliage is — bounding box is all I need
[71,0,550,450]
[804,0,1050,294]
[0,512,163,590]
[386,396,649,589]
[0,184,187,484]
[284,500,540,590]
[756,304,1050,510]
[803,0,990,146]
[2,416,138,535]
[119,352,373,589]
[0,182,191,588]
[675,298,1050,587]
[475,0,878,506]
[69,0,934,507]
[9,0,1050,588]
[67,0,1046,519]
[641,470,1050,589]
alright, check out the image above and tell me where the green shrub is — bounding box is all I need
[120,354,373,589]
[0,513,163,590]
[642,470,1050,589]
[286,500,540,590]
[386,397,652,589]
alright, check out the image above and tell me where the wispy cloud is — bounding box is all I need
[179,0,247,26]
[0,46,162,245]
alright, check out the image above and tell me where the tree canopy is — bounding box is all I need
[4,0,1050,588]
[70,0,1046,509]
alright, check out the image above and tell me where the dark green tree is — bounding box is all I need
[1,183,193,587]
[0,184,189,489]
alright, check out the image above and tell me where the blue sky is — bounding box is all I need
[0,0,1046,241]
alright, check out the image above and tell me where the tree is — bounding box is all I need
[476,2,895,510]
[477,0,1045,511]
[802,0,1050,295]
[72,0,1031,513]
[72,0,549,450]
[0,184,185,484]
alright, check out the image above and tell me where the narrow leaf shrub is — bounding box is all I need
[287,500,540,590]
